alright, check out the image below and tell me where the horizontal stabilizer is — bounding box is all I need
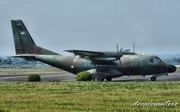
[11,54,36,61]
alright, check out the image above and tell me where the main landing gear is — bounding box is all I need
[106,78,112,81]
[97,78,104,81]
[93,78,112,81]
[151,77,156,81]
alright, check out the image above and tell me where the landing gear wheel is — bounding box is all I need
[151,77,156,81]
[97,78,104,81]
[92,78,95,81]
[106,78,112,81]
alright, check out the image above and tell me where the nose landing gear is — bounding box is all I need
[151,73,168,81]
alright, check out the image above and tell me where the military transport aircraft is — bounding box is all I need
[11,20,176,81]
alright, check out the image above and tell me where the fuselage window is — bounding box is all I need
[156,58,162,62]
[149,57,163,64]
[149,59,154,63]
[84,63,91,66]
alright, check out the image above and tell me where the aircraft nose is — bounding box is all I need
[168,64,176,73]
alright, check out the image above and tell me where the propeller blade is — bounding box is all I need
[116,44,123,61]
[116,44,119,53]
[120,47,123,53]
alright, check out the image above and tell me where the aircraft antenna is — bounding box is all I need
[116,44,119,53]
[133,42,135,53]
[25,23,60,53]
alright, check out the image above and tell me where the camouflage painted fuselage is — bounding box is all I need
[34,54,168,78]
[11,20,176,81]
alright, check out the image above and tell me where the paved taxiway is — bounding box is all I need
[0,71,179,82]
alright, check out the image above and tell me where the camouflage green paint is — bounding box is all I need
[11,20,176,81]
[11,20,59,55]
[34,54,169,77]
[120,55,168,75]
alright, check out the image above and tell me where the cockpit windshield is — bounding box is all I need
[149,57,163,64]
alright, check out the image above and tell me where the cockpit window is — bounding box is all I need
[149,57,163,63]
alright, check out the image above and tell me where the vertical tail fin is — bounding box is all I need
[11,20,59,55]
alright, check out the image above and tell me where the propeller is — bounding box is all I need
[116,44,122,60]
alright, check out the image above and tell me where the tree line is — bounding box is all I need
[162,58,180,65]
[0,57,49,68]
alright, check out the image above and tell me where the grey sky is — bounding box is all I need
[0,0,180,56]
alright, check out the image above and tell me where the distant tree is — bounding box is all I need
[6,57,12,65]
[28,74,41,82]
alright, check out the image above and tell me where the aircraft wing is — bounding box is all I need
[65,49,136,59]
[65,49,122,61]
[65,50,104,57]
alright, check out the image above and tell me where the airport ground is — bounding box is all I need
[0,67,179,82]
[0,67,180,112]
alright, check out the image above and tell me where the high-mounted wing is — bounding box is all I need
[65,50,104,57]
[65,49,137,61]
[65,49,124,61]
[65,50,118,61]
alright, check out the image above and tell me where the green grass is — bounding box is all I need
[0,68,62,75]
[0,82,179,112]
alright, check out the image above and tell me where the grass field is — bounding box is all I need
[0,81,179,112]
[0,68,61,75]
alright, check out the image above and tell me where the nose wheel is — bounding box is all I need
[151,77,156,81]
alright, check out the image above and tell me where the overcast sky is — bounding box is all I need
[0,0,180,56]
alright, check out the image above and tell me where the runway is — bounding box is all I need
[0,71,179,82]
